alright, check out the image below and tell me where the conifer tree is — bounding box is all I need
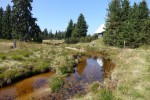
[30,23,42,42]
[138,0,150,45]
[104,0,121,46]
[2,5,12,39]
[49,30,54,39]
[12,0,38,41]
[65,19,73,38]
[0,7,4,38]
[43,28,48,39]
[72,13,88,38]
[118,0,131,47]
[104,0,150,48]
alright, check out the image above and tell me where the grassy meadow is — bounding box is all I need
[0,39,82,87]
[72,39,150,100]
[0,39,149,100]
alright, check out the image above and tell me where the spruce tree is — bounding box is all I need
[0,7,4,38]
[12,0,38,41]
[43,28,48,39]
[30,23,42,42]
[138,0,149,45]
[65,19,73,38]
[55,30,58,39]
[119,0,131,47]
[104,0,121,46]
[72,13,88,38]
[2,5,12,39]
[49,30,54,39]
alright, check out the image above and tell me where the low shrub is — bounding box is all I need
[65,35,98,44]
[65,37,79,44]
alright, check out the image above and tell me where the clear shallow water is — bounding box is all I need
[73,58,103,83]
[0,72,55,100]
[49,58,104,99]
[0,57,114,100]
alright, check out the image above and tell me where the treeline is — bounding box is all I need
[43,13,97,43]
[42,28,65,40]
[64,13,98,43]
[0,0,97,43]
[39,13,88,41]
[104,0,150,48]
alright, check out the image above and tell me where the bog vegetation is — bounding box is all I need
[0,39,83,87]
[0,0,150,100]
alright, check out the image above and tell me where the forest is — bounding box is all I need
[104,0,150,48]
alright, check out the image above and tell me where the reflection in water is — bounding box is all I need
[49,58,104,100]
[75,58,103,83]
[0,71,55,100]
[0,57,115,100]
[77,58,86,75]
[103,58,115,78]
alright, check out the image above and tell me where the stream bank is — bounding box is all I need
[0,51,115,100]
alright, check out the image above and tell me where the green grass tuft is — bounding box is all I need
[11,55,24,61]
[48,76,64,92]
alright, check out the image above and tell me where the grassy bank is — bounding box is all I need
[72,39,150,100]
[0,39,81,87]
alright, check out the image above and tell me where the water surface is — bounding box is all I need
[0,72,55,100]
[0,57,114,100]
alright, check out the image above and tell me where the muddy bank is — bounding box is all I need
[0,71,55,100]
[0,53,83,88]
[38,57,115,100]
[0,53,115,100]
[0,67,55,88]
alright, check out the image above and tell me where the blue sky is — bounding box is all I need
[1,0,150,34]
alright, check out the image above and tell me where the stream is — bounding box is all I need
[0,57,114,100]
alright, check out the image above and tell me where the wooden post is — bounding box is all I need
[124,40,126,48]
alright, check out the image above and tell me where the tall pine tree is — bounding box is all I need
[0,7,4,38]
[2,5,12,39]
[104,0,121,46]
[72,13,88,38]
[118,0,131,47]
[65,19,73,38]
[12,0,38,41]
[138,0,150,45]
[42,28,48,39]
